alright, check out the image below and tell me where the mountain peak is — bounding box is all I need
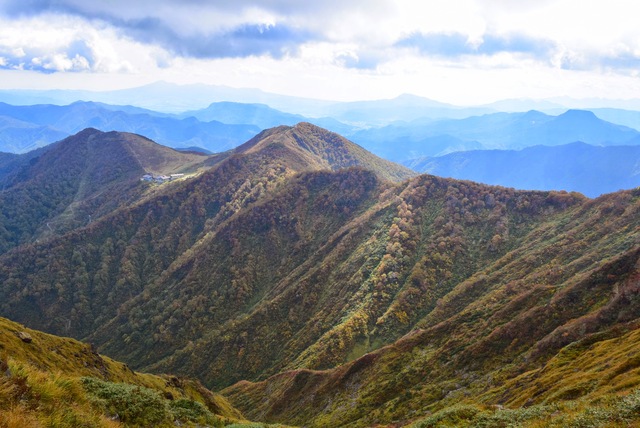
[234,122,415,182]
[557,109,598,121]
[292,121,327,133]
[520,110,550,122]
[0,128,210,253]
[72,127,103,138]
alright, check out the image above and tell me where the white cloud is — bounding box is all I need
[0,13,160,73]
[0,0,639,102]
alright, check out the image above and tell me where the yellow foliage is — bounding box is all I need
[394,310,409,325]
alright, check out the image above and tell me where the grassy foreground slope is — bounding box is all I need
[0,316,253,427]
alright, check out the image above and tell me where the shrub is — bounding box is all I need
[412,404,482,427]
[81,377,168,426]
[169,397,219,425]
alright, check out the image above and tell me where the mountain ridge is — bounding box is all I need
[222,187,640,426]
[0,101,262,154]
[0,129,208,254]
[350,109,640,163]
[0,123,638,427]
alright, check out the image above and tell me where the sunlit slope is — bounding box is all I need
[0,315,244,427]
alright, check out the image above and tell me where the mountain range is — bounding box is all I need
[2,98,640,199]
[5,81,640,118]
[405,142,640,197]
[0,100,360,154]
[0,124,639,427]
[0,101,261,153]
[349,109,640,161]
[0,81,338,115]
[179,101,355,135]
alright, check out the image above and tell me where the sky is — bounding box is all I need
[1,0,640,105]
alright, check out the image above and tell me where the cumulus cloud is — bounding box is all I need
[0,14,146,73]
[122,20,316,59]
[0,0,639,83]
[0,0,335,59]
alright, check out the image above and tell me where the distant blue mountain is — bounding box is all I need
[0,101,260,153]
[181,102,305,129]
[0,115,67,152]
[0,100,358,154]
[319,94,495,125]
[0,101,169,133]
[536,110,638,147]
[0,86,500,124]
[591,108,640,131]
[404,142,640,197]
[0,81,337,115]
[180,102,355,135]
[348,132,484,162]
[350,109,640,162]
[5,82,640,126]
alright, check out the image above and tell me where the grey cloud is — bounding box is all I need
[395,30,640,73]
[0,0,335,59]
[119,18,316,58]
[0,0,367,17]
[558,51,640,72]
[16,0,632,74]
[395,32,556,59]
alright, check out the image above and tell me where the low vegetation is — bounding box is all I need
[0,124,639,426]
[409,387,640,427]
[0,316,249,427]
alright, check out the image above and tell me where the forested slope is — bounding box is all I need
[0,129,208,254]
[224,188,640,426]
[0,123,638,427]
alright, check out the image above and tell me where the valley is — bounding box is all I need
[0,120,638,427]
[3,1,640,426]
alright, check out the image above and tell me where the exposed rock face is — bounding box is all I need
[17,331,33,343]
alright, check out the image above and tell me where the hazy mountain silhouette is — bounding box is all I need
[350,109,640,163]
[0,101,261,153]
[405,142,640,197]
